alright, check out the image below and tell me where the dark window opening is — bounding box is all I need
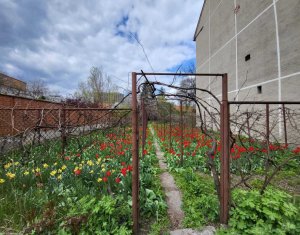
[245,54,251,61]
[257,85,262,94]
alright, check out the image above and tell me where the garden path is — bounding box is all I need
[151,127,215,235]
[151,128,184,229]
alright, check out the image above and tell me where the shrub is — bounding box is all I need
[220,188,300,234]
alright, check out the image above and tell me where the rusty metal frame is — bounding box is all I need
[131,72,229,233]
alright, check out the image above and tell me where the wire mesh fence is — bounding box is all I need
[0,107,131,162]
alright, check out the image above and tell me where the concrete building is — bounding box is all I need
[194,0,300,142]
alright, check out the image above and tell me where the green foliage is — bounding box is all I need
[0,128,169,233]
[173,169,219,229]
[218,188,300,235]
[63,195,131,234]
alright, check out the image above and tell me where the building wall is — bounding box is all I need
[195,0,300,101]
[195,0,300,143]
[0,73,27,91]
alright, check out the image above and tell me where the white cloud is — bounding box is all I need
[0,0,204,96]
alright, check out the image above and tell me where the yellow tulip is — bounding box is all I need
[4,163,12,169]
[6,172,16,179]
[97,178,102,183]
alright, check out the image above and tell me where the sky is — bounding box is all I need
[0,0,204,97]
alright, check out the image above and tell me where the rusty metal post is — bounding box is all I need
[246,112,251,141]
[169,104,172,150]
[131,72,139,235]
[282,104,288,146]
[266,104,270,148]
[220,73,230,224]
[37,109,41,144]
[180,100,184,166]
[163,120,166,140]
[61,105,67,155]
[142,99,146,156]
[204,111,207,131]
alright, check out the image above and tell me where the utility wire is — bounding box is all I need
[130,32,158,82]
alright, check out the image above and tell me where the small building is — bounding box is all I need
[0,72,27,94]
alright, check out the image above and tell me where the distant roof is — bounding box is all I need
[0,72,26,85]
[0,72,27,91]
[193,0,207,41]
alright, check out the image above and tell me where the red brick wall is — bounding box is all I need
[0,94,63,136]
[0,73,27,91]
[0,94,115,137]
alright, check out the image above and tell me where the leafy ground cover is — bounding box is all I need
[0,128,167,234]
[153,124,300,234]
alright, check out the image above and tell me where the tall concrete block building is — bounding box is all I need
[194,0,300,102]
[194,0,300,142]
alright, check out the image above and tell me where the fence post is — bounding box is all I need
[220,73,230,224]
[246,112,251,141]
[163,120,166,140]
[169,104,172,150]
[282,104,287,146]
[180,100,184,166]
[61,105,67,155]
[204,111,207,131]
[37,109,42,144]
[191,113,194,136]
[131,72,139,235]
[266,104,270,149]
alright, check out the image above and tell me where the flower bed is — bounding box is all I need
[0,127,167,234]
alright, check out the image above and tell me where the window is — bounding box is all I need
[257,85,262,94]
[245,54,251,61]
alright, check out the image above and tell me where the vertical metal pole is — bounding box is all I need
[204,111,207,131]
[180,100,184,166]
[169,104,172,150]
[61,105,66,155]
[266,104,270,147]
[131,72,139,235]
[282,104,287,146]
[163,120,166,140]
[246,112,251,141]
[123,123,126,138]
[37,109,41,144]
[220,73,230,224]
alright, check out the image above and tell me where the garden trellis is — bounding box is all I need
[1,71,300,234]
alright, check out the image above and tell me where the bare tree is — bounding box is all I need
[27,79,49,99]
[75,67,120,106]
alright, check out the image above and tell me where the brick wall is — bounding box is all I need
[0,94,118,137]
[0,94,63,136]
[0,73,27,91]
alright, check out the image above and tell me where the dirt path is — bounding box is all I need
[151,128,184,229]
[151,127,216,235]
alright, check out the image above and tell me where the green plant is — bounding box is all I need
[63,195,132,234]
[219,188,300,234]
[173,169,219,229]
